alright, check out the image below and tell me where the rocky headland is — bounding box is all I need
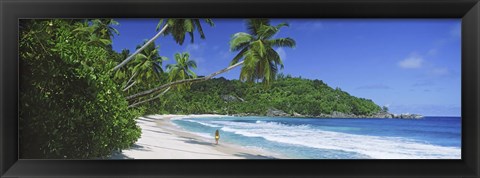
[235,108,423,119]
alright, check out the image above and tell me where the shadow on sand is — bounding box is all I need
[233,152,276,159]
[178,137,275,159]
[143,116,163,121]
[184,139,215,146]
[140,143,234,157]
[114,116,275,159]
[137,117,156,122]
[143,129,172,135]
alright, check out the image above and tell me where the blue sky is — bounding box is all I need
[111,19,461,117]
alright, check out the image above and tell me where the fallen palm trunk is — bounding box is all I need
[126,60,244,101]
[128,87,171,108]
[112,24,169,71]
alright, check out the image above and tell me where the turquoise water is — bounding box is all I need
[172,116,461,159]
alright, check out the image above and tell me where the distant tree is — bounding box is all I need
[382,106,389,112]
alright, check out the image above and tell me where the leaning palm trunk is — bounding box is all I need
[126,61,244,101]
[112,24,169,71]
[122,71,138,91]
[128,87,171,108]
[122,81,137,92]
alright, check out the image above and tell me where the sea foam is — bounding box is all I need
[187,119,460,159]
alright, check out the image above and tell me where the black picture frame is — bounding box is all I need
[1,0,479,177]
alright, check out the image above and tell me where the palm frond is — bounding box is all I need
[204,19,215,27]
[269,37,296,48]
[230,47,248,65]
[135,53,148,61]
[194,20,206,39]
[156,19,165,31]
[186,60,197,69]
[187,69,197,78]
[229,32,253,51]
[251,40,266,58]
[257,25,278,40]
[161,18,214,45]
[246,19,270,36]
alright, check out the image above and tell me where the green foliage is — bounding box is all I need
[382,106,389,112]
[116,41,167,88]
[19,19,141,159]
[147,76,382,116]
[156,19,215,45]
[166,52,198,90]
[230,19,296,86]
[18,18,383,159]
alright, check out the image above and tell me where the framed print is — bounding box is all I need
[1,0,479,177]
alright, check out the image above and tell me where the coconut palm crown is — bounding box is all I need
[113,18,213,71]
[156,19,215,45]
[131,41,168,83]
[229,19,296,86]
[166,52,198,90]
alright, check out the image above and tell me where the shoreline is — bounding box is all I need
[236,110,424,119]
[110,114,279,159]
[110,114,460,159]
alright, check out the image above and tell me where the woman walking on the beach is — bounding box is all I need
[215,129,220,145]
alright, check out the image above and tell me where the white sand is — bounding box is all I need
[110,114,276,159]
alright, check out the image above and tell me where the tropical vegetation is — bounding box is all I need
[144,75,382,116]
[230,19,295,85]
[19,18,385,159]
[20,19,141,159]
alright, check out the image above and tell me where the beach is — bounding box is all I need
[110,114,461,159]
[159,116,461,159]
[110,114,276,159]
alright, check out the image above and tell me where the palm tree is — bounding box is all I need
[120,49,131,60]
[123,41,167,91]
[125,19,295,102]
[113,18,214,71]
[73,19,120,47]
[230,19,296,85]
[113,49,131,81]
[166,52,197,90]
[90,19,120,40]
[157,19,215,45]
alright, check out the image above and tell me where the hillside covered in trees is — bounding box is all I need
[146,75,384,117]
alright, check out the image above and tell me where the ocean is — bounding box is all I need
[171,116,461,159]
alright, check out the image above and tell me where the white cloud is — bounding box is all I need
[356,84,392,90]
[427,49,438,56]
[185,43,201,52]
[412,80,435,87]
[182,43,208,75]
[429,67,450,77]
[388,104,460,116]
[276,47,287,61]
[398,55,424,69]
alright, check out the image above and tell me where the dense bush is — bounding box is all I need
[19,19,141,159]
